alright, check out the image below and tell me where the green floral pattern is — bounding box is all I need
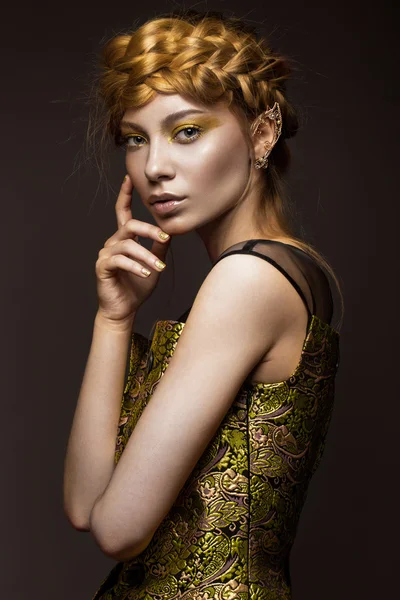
[91,315,340,600]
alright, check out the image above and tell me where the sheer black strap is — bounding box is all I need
[213,241,312,328]
[177,239,334,329]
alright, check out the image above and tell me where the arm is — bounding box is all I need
[89,254,294,560]
[63,310,138,531]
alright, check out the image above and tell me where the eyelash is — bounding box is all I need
[116,125,204,150]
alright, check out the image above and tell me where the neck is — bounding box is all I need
[196,197,283,265]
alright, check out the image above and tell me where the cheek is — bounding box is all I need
[125,153,139,179]
[188,132,250,197]
[125,154,147,197]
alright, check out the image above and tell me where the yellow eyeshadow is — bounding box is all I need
[119,116,222,144]
[168,116,222,138]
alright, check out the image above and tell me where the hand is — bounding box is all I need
[95,175,171,325]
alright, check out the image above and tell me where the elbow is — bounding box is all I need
[110,531,155,561]
[89,500,153,561]
[89,499,116,557]
[63,503,91,532]
[63,485,94,532]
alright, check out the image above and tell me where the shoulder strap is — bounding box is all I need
[177,239,314,328]
[213,241,312,325]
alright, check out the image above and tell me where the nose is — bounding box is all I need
[144,138,175,182]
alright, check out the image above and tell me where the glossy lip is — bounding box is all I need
[152,198,186,214]
[149,192,185,205]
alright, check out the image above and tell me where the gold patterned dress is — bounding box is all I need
[90,240,340,600]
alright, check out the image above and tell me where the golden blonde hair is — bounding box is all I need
[90,8,344,330]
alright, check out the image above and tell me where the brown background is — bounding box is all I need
[2,0,398,598]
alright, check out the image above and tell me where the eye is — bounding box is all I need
[115,133,147,150]
[173,126,203,143]
[115,125,204,150]
[125,135,146,148]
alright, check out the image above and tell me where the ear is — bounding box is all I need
[252,116,277,163]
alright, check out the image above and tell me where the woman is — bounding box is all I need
[63,9,342,600]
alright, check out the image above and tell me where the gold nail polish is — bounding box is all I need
[123,174,128,183]
[155,259,166,270]
[158,231,170,240]
[141,268,151,276]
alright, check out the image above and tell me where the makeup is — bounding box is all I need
[152,199,186,214]
[167,116,222,143]
[117,115,222,148]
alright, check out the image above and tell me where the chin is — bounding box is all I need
[153,216,195,237]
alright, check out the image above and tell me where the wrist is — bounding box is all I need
[94,310,136,334]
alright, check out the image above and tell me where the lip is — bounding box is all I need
[152,198,186,214]
[149,192,185,204]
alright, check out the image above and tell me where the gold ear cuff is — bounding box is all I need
[250,102,283,169]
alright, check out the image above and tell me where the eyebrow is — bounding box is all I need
[119,109,209,133]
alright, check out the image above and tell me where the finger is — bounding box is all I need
[150,235,172,263]
[115,174,134,229]
[98,253,154,279]
[104,238,170,273]
[104,219,171,250]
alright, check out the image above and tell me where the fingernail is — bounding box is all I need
[158,231,170,240]
[123,174,128,183]
[155,259,166,270]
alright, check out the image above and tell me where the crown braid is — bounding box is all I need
[99,12,299,143]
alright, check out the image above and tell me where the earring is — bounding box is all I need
[251,102,283,169]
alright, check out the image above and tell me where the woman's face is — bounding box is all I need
[120,93,253,236]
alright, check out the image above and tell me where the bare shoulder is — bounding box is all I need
[185,251,304,355]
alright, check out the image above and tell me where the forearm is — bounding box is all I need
[63,310,135,531]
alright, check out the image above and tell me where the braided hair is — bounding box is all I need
[100,10,298,168]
